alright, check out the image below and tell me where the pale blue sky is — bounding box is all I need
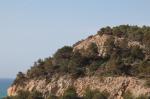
[0,0,150,78]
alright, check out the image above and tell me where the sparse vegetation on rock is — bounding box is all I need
[7,25,150,99]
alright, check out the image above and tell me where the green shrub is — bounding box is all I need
[53,46,73,64]
[13,72,26,85]
[71,68,85,78]
[68,51,86,77]
[137,60,150,76]
[61,86,79,99]
[144,79,150,88]
[136,95,150,99]
[83,88,109,99]
[130,46,144,60]
[87,60,105,73]
[98,26,112,35]
[47,94,58,99]
[53,46,73,72]
[123,91,134,99]
[28,91,43,99]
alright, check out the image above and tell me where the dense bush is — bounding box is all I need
[144,78,150,88]
[83,88,109,99]
[123,91,134,99]
[61,86,79,99]
[13,72,27,85]
[123,91,150,99]
[136,95,150,99]
[137,60,150,75]
[47,94,58,99]
[130,46,144,60]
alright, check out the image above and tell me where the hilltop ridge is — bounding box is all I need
[7,25,150,99]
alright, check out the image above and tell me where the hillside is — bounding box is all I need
[6,25,150,99]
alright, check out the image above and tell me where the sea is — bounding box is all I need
[0,79,13,99]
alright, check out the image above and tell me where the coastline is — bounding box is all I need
[0,79,13,98]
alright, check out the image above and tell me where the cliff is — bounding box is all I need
[7,25,150,99]
[8,75,150,99]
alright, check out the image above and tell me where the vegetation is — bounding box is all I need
[4,91,43,99]
[83,88,109,99]
[5,89,150,99]
[5,87,110,99]
[123,91,134,99]
[10,25,150,98]
[136,95,150,99]
[144,78,150,88]
[61,86,79,99]
[13,25,150,83]
[122,91,150,99]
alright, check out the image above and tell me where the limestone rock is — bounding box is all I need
[7,76,150,99]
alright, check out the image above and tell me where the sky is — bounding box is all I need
[0,0,150,78]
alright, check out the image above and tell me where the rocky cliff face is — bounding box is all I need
[7,26,150,99]
[8,75,150,99]
[73,34,145,58]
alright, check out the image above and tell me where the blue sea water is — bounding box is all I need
[0,79,13,99]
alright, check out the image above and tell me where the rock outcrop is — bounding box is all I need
[7,26,150,99]
[8,76,150,99]
[73,34,145,58]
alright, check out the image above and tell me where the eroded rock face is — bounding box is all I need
[8,34,149,99]
[7,76,150,99]
[73,34,144,58]
[73,34,114,58]
[8,85,18,96]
